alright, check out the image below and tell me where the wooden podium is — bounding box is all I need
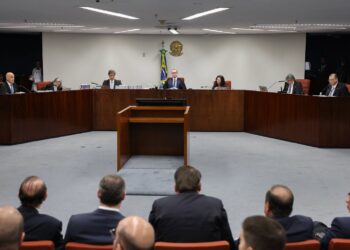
[116,106,190,171]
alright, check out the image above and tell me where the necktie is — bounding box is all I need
[288,84,292,94]
[10,84,14,94]
[173,78,176,88]
[329,87,335,96]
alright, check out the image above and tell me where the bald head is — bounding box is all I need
[0,206,24,250]
[5,72,15,84]
[19,176,47,208]
[265,185,294,218]
[114,216,155,250]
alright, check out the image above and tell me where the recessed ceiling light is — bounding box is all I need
[80,6,139,20]
[168,28,179,35]
[182,7,229,20]
[114,28,140,34]
[232,28,265,31]
[203,28,235,34]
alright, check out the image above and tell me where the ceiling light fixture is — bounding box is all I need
[114,28,140,33]
[80,6,139,20]
[203,28,235,34]
[182,7,229,20]
[168,28,179,35]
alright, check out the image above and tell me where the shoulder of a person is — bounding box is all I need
[37,213,62,226]
[291,215,313,223]
[332,216,350,226]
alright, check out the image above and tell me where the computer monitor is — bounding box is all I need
[136,98,187,106]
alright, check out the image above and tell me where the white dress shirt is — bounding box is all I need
[287,83,294,94]
[98,205,120,213]
[328,83,338,96]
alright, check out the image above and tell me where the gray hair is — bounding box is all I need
[285,74,295,81]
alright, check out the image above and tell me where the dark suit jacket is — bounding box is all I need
[282,82,304,95]
[164,78,187,90]
[321,217,350,250]
[275,215,314,243]
[0,82,18,94]
[64,208,124,245]
[18,205,64,250]
[102,79,122,89]
[149,192,236,250]
[324,83,349,97]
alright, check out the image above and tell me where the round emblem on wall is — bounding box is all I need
[169,40,183,57]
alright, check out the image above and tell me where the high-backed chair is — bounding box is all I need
[36,81,52,90]
[328,239,350,250]
[285,240,320,250]
[19,241,54,250]
[225,80,232,90]
[65,242,113,250]
[154,241,230,250]
[296,79,311,95]
[345,84,350,94]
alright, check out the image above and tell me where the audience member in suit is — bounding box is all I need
[17,176,64,250]
[149,166,236,250]
[321,192,350,250]
[164,69,187,89]
[102,70,122,89]
[323,73,349,97]
[212,75,227,90]
[65,175,125,245]
[0,72,18,95]
[264,185,314,243]
[113,216,154,250]
[0,206,24,250]
[282,74,304,95]
[239,215,286,250]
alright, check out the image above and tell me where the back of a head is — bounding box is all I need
[99,175,125,206]
[241,215,286,250]
[18,176,47,208]
[265,185,294,218]
[174,166,201,193]
[285,74,295,82]
[114,216,155,250]
[0,206,24,250]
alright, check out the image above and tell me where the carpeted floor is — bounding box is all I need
[0,131,350,238]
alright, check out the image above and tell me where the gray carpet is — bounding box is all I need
[1,131,350,237]
[118,156,182,195]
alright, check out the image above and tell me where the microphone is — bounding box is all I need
[267,80,285,91]
[91,82,101,87]
[18,85,32,93]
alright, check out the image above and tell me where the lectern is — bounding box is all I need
[116,106,190,171]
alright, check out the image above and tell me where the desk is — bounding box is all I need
[1,90,349,148]
[117,106,190,170]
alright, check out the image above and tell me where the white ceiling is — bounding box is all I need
[1,0,350,34]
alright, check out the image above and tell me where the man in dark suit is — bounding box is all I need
[149,166,236,250]
[17,176,64,250]
[239,215,286,250]
[164,69,187,89]
[264,185,314,242]
[0,72,18,95]
[321,192,350,250]
[0,206,24,250]
[102,70,122,89]
[65,175,125,245]
[282,74,304,95]
[323,73,349,97]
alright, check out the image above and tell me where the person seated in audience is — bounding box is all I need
[17,176,64,250]
[322,73,349,97]
[321,192,350,250]
[149,165,236,250]
[0,72,18,95]
[239,215,286,250]
[0,206,24,250]
[65,174,125,245]
[264,185,314,242]
[113,216,154,250]
[282,74,304,95]
[164,69,187,89]
[212,75,227,90]
[102,70,122,89]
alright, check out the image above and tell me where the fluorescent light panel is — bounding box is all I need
[183,8,229,20]
[80,7,139,20]
[114,28,140,34]
[203,28,235,34]
[169,28,179,35]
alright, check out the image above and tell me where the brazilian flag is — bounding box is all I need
[160,48,168,85]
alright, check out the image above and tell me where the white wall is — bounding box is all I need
[42,33,306,91]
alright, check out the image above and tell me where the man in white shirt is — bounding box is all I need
[102,70,122,89]
[0,72,18,95]
[325,73,349,97]
[282,74,303,95]
[164,69,187,90]
[64,175,126,245]
[31,61,43,90]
